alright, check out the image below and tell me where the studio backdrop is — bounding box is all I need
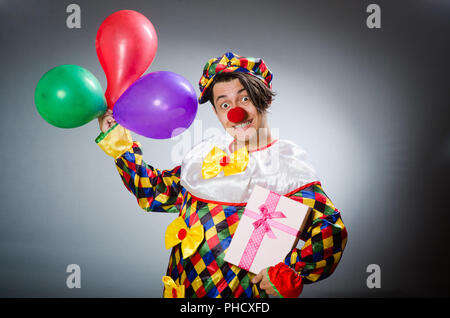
[0,0,449,297]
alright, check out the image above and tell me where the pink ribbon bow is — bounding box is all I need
[252,203,286,239]
[238,190,300,272]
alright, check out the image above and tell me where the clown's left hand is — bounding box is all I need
[251,268,278,297]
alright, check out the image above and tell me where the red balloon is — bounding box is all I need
[96,10,158,109]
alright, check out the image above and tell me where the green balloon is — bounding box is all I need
[35,64,106,128]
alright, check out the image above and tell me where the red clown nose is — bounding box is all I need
[227,107,247,123]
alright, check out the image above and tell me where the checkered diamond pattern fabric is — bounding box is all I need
[114,142,347,297]
[286,185,348,283]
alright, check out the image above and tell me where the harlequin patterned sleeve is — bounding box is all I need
[267,182,348,298]
[96,123,183,213]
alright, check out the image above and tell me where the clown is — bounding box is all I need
[96,52,347,298]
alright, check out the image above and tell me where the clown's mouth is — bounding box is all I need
[233,119,253,129]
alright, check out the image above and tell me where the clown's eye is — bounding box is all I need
[221,103,230,109]
[241,96,249,103]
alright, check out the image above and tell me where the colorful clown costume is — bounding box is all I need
[96,123,347,298]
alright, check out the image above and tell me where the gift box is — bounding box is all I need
[224,185,312,274]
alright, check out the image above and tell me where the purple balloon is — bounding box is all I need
[113,71,198,139]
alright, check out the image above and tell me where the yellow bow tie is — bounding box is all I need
[201,146,249,179]
[162,276,185,298]
[165,216,204,259]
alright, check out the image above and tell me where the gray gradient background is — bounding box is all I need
[0,0,449,297]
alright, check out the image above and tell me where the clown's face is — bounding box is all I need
[212,78,271,149]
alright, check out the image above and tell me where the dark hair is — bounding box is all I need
[206,72,276,114]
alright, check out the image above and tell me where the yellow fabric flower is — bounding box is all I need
[162,276,185,298]
[165,216,204,258]
[201,146,249,179]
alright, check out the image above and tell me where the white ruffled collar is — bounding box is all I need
[180,133,319,204]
